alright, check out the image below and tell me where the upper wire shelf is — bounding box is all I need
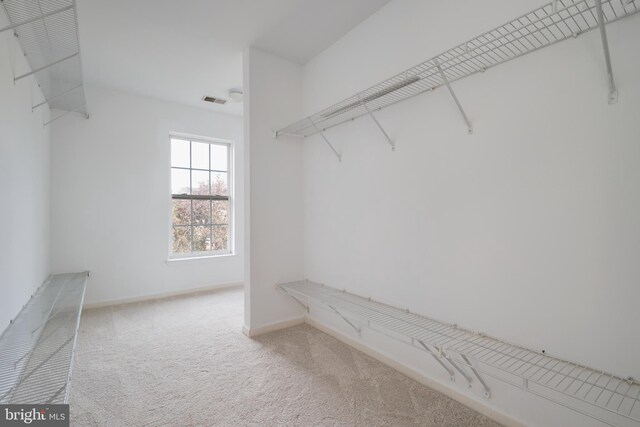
[0,0,88,123]
[275,0,639,139]
[0,272,87,404]
[280,280,640,427]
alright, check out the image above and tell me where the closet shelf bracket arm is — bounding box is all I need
[43,104,87,127]
[595,0,618,104]
[0,4,74,34]
[14,52,79,83]
[443,351,474,387]
[327,304,361,334]
[279,287,310,313]
[32,84,83,111]
[460,353,491,398]
[416,339,455,382]
[434,58,473,134]
[359,95,395,151]
[309,118,342,162]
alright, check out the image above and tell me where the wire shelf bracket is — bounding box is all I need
[434,58,473,134]
[416,339,456,382]
[278,280,640,426]
[274,0,639,142]
[360,94,396,150]
[1,0,90,121]
[310,117,342,162]
[595,0,618,103]
[32,83,83,111]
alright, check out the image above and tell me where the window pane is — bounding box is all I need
[211,144,228,171]
[171,139,190,168]
[191,141,209,170]
[211,172,228,196]
[212,200,228,225]
[171,168,190,195]
[192,200,211,225]
[172,200,191,225]
[192,170,210,195]
[173,226,191,253]
[193,226,211,252]
[212,225,228,251]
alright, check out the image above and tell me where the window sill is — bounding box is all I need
[166,253,236,264]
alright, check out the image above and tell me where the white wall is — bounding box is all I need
[243,48,305,332]
[0,26,51,329]
[301,0,640,425]
[50,86,244,305]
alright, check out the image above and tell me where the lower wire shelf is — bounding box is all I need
[0,272,88,404]
[279,280,640,427]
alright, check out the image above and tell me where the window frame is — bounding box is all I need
[168,133,234,260]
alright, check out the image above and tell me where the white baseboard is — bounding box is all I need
[242,316,305,338]
[305,316,526,427]
[83,282,243,309]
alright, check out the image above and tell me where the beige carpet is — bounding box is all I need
[70,287,501,427]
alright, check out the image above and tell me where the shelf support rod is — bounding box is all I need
[14,52,79,82]
[444,353,474,386]
[359,95,395,151]
[43,103,87,127]
[0,4,74,34]
[309,117,342,162]
[594,0,618,104]
[416,339,455,381]
[434,58,473,134]
[327,304,360,334]
[279,288,309,313]
[32,84,83,111]
[460,354,491,398]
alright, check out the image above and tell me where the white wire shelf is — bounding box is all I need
[275,0,639,141]
[279,280,640,427]
[0,0,88,121]
[0,272,88,404]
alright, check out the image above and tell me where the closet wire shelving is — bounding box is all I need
[0,0,89,125]
[0,272,87,404]
[275,0,639,158]
[279,280,640,427]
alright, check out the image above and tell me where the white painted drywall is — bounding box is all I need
[0,28,51,328]
[243,48,305,332]
[300,0,640,423]
[50,86,244,305]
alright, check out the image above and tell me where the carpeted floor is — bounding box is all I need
[70,287,500,426]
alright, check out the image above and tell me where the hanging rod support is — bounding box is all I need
[309,118,342,162]
[434,58,473,134]
[416,340,455,382]
[32,84,83,111]
[359,95,395,151]
[14,52,80,82]
[327,304,361,334]
[44,103,87,127]
[595,0,618,104]
[460,354,491,398]
[0,4,74,34]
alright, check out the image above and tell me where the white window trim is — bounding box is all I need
[168,132,235,261]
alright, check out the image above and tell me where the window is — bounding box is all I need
[170,136,232,257]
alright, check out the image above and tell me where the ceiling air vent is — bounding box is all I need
[202,96,227,105]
